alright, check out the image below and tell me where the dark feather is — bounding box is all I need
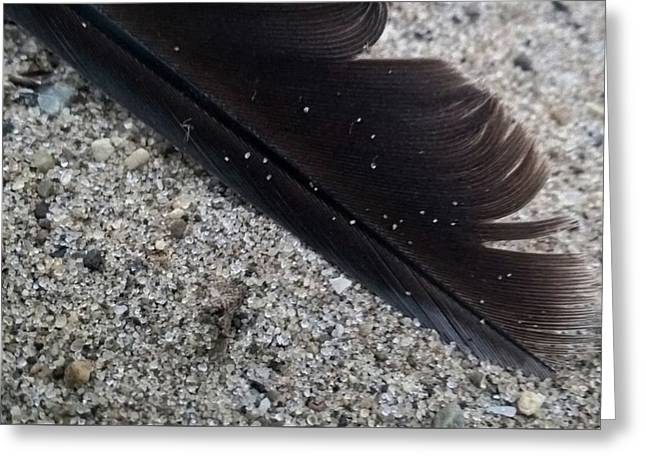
[6,3,600,378]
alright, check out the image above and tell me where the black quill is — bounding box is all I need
[6,3,600,377]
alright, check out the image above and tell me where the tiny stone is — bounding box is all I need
[330,276,352,294]
[3,119,15,135]
[34,201,49,219]
[433,402,465,428]
[70,338,85,352]
[552,1,570,13]
[31,150,55,172]
[64,359,93,387]
[91,138,114,162]
[374,350,388,362]
[169,219,187,239]
[485,405,517,417]
[50,245,67,257]
[124,148,150,170]
[37,82,75,115]
[463,4,480,22]
[172,194,193,210]
[168,208,186,219]
[52,366,65,381]
[516,391,546,416]
[36,179,56,198]
[83,249,104,271]
[10,406,22,420]
[257,397,271,415]
[513,53,533,72]
[358,323,372,336]
[54,314,67,328]
[155,239,168,250]
[550,106,571,126]
[29,363,48,376]
[468,371,487,389]
[35,229,49,244]
[114,304,128,316]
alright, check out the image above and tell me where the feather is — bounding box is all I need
[6,3,600,378]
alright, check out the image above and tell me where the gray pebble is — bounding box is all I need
[31,150,55,172]
[463,4,480,22]
[169,218,187,239]
[330,276,352,294]
[552,1,570,13]
[91,137,114,162]
[34,201,49,219]
[374,350,388,362]
[38,218,52,230]
[257,397,271,415]
[37,82,75,115]
[36,178,56,198]
[124,148,150,170]
[433,403,465,428]
[35,229,49,244]
[513,53,533,71]
[486,405,517,417]
[83,249,104,271]
[468,371,487,389]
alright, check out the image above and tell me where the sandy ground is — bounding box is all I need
[1,2,604,427]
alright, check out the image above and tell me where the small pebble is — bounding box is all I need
[550,106,571,126]
[168,208,186,219]
[83,249,104,271]
[114,305,128,316]
[124,148,150,170]
[257,397,271,415]
[468,371,487,389]
[330,276,352,294]
[10,406,22,421]
[29,363,49,377]
[36,179,56,198]
[50,245,67,258]
[463,4,480,22]
[31,150,55,172]
[433,403,465,428]
[63,359,93,387]
[155,239,168,251]
[91,137,114,162]
[3,119,15,135]
[172,194,193,210]
[37,82,75,115]
[34,201,49,219]
[517,391,546,416]
[35,229,49,244]
[485,405,517,417]
[513,53,533,71]
[169,219,187,239]
[374,350,388,362]
[552,1,570,13]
